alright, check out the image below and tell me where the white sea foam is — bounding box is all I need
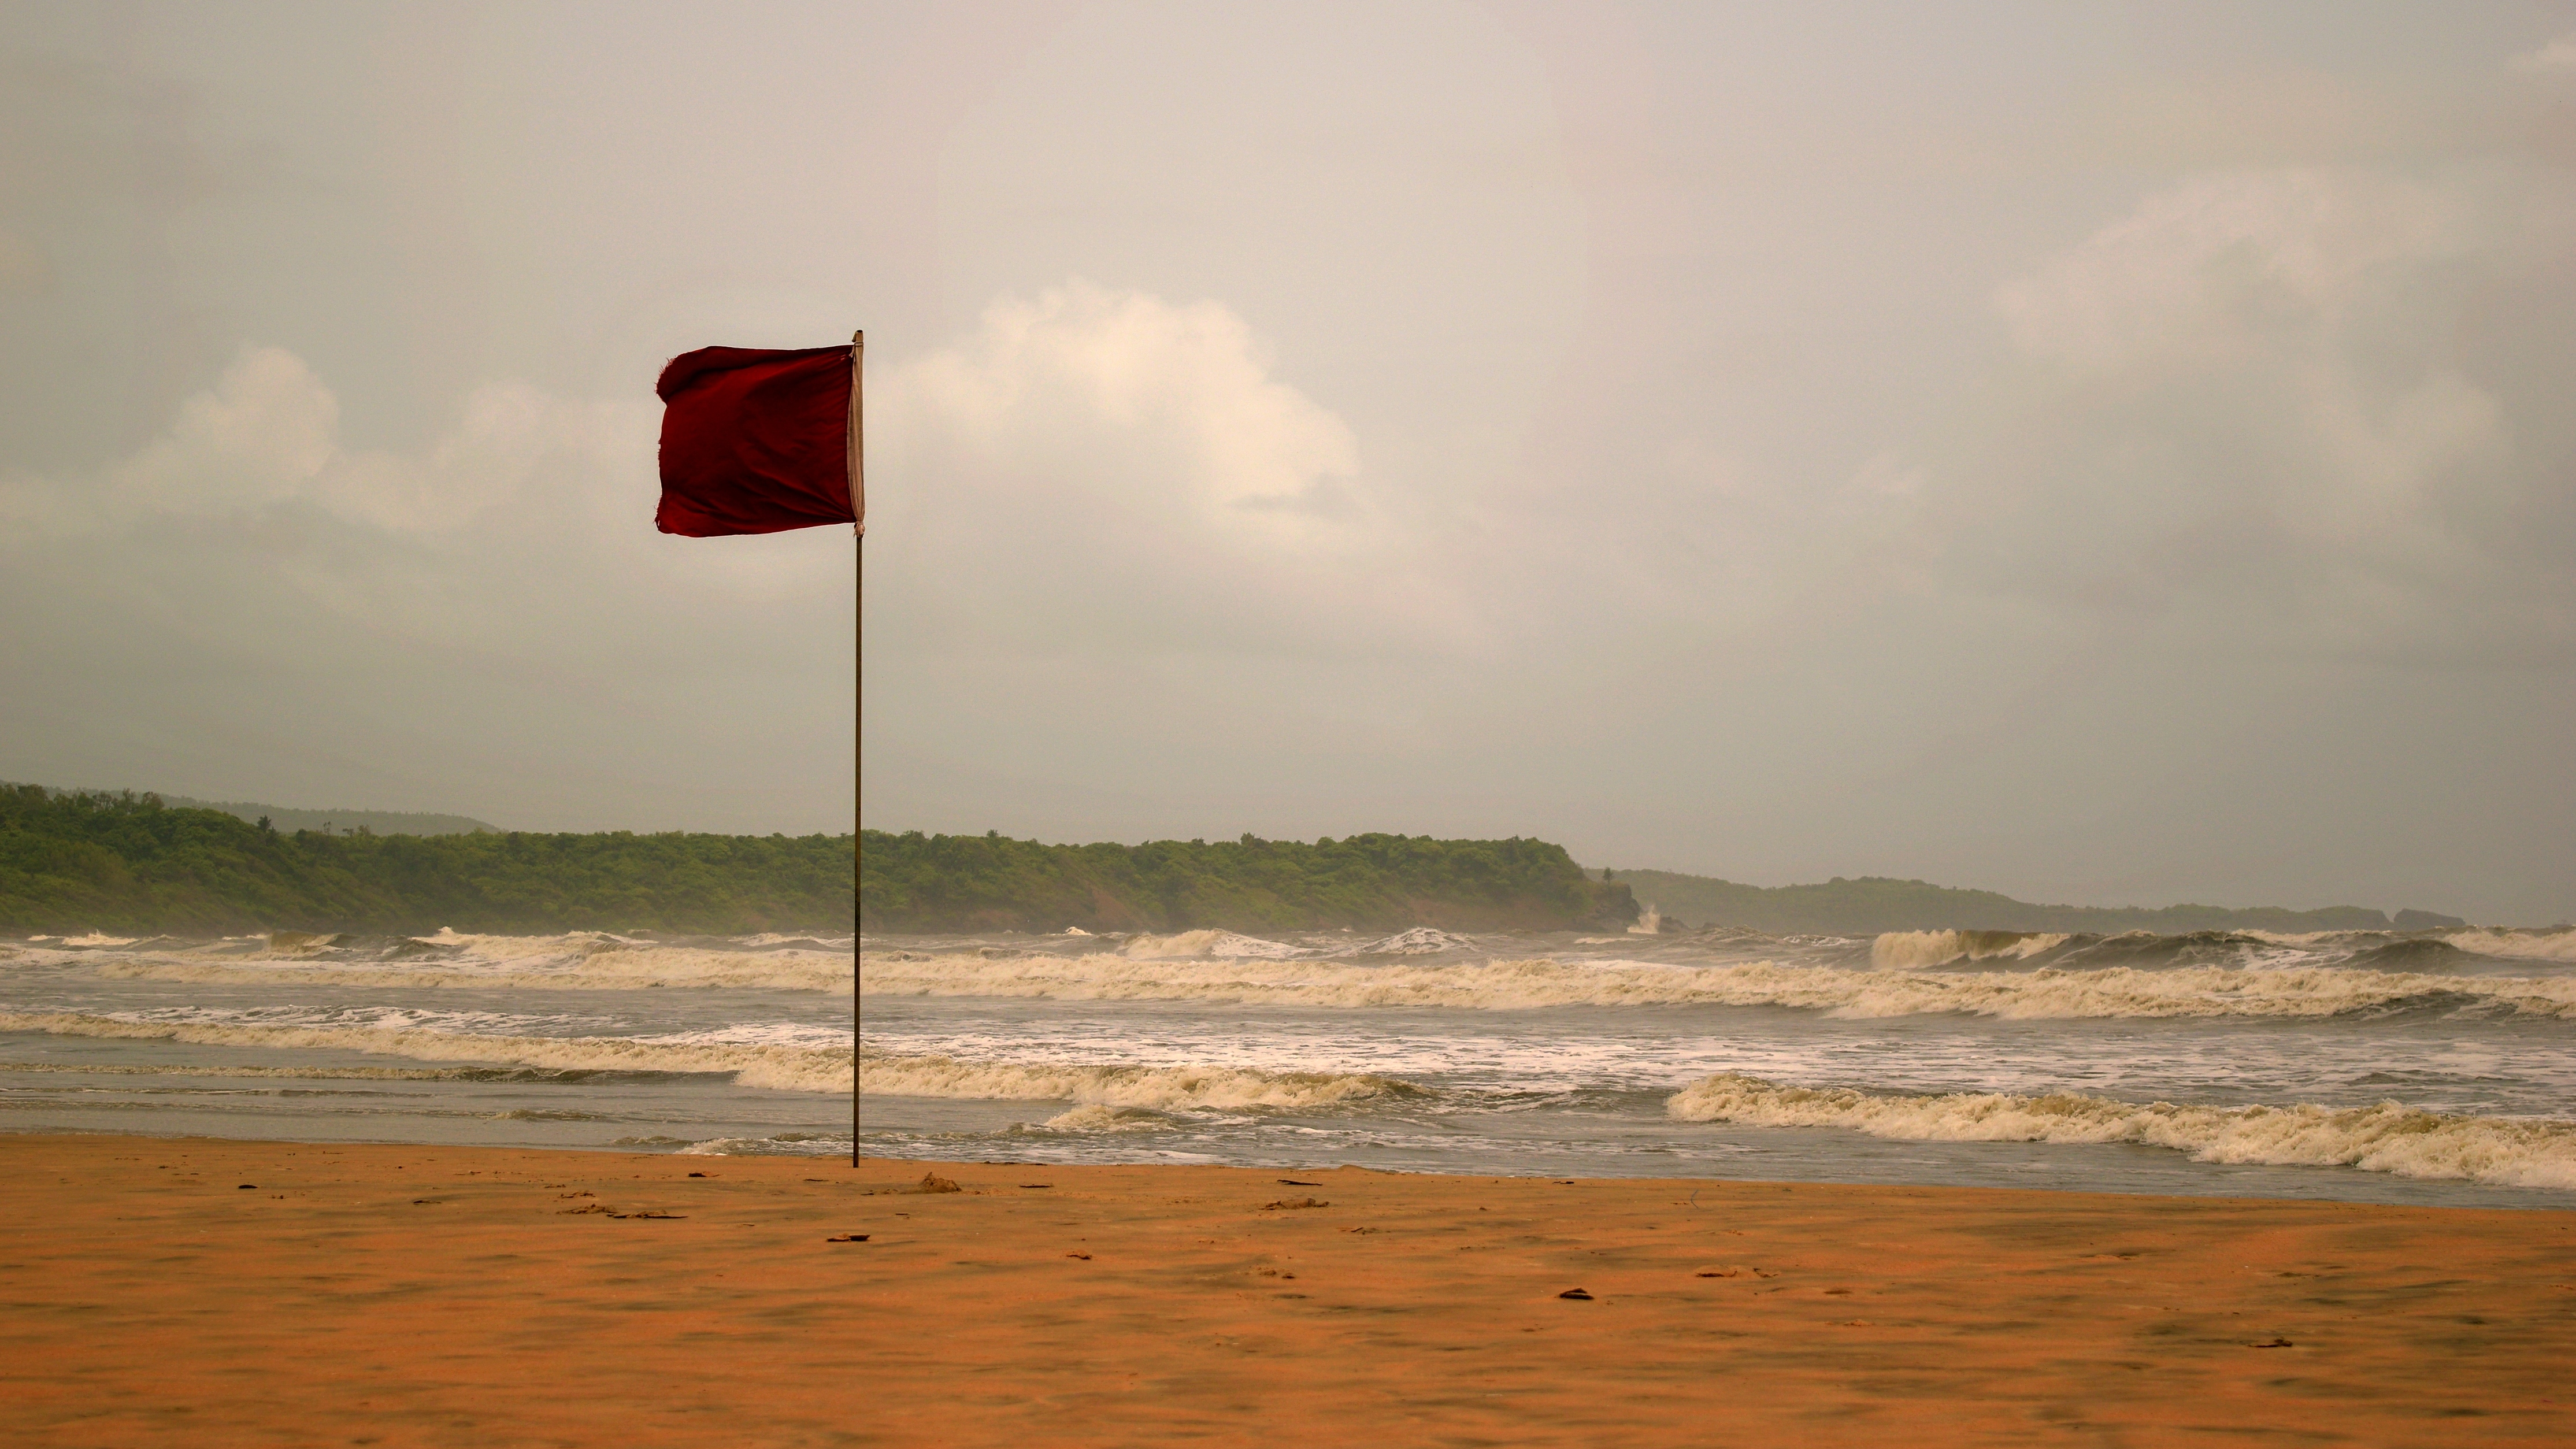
[1666,1073,2576,1190]
[81,936,851,992]
[859,1050,1418,1111]
[858,951,2576,1020]
[0,1010,848,1092]
[1355,927,1471,955]
[1118,929,1305,959]
[2448,928,2576,963]
[1039,1103,1178,1132]
[1870,931,2071,968]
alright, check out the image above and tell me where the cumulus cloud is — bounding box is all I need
[1892,168,2573,663]
[2512,33,2576,72]
[1,344,647,541]
[869,282,1469,659]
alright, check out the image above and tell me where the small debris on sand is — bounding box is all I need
[914,1173,961,1194]
[1263,1197,1328,1210]
[236,1184,257,1190]
[2250,1338,2295,1348]
[1065,1252,1091,1261]
[1278,1179,1322,1186]
[1558,1288,1594,1300]
[825,1235,868,1243]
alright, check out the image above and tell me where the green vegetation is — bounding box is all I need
[151,793,499,837]
[16,782,2436,940]
[1610,868,2438,936]
[0,786,849,935]
[0,790,1629,936]
[859,831,1637,933]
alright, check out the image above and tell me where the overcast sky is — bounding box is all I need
[4,2,2572,921]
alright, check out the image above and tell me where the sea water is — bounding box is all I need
[3,924,2572,1207]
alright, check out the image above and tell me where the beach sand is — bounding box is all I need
[2,1136,2569,1447]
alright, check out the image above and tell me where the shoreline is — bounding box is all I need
[5,1134,2570,1446]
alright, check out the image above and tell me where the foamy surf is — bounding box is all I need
[2448,928,2576,963]
[1870,930,2071,968]
[0,1010,849,1092]
[860,1050,1420,1111]
[1118,929,1306,959]
[71,931,853,992]
[858,951,2576,1019]
[1666,1073,2576,1190]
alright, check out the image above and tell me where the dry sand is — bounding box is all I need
[2,1135,2570,1447]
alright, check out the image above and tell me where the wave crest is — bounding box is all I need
[1666,1074,2576,1189]
[1870,930,2069,969]
[1117,929,1304,959]
[859,952,2576,1019]
[861,1051,1418,1111]
[2448,928,2576,963]
[0,1010,847,1092]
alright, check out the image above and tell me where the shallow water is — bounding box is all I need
[3,922,2571,1206]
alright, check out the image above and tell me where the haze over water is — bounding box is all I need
[6,921,2571,1208]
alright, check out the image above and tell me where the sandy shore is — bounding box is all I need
[2,1136,2568,1447]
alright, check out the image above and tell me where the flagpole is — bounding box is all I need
[865,325,876,1160]
[850,329,864,1171]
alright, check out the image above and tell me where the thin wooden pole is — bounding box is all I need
[865,327,876,1160]
[850,329,863,1170]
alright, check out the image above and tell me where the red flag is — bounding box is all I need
[655,342,862,537]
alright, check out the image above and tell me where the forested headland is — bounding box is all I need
[0,787,849,935]
[1,788,1634,936]
[1609,868,2461,936]
[858,830,1636,933]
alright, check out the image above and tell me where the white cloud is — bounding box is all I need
[1995,170,2470,369]
[1913,168,2570,661]
[870,282,1469,658]
[2512,32,2576,72]
[2,345,650,540]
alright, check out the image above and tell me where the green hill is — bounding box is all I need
[859,831,1637,934]
[0,786,848,935]
[1607,868,2454,936]
[152,793,499,837]
[0,790,1632,937]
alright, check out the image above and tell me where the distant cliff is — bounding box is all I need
[1607,868,2461,936]
[860,831,1637,934]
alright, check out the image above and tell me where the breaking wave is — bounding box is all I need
[71,929,851,992]
[1871,931,2069,968]
[1666,1073,2576,1191]
[2449,928,2576,963]
[858,952,2576,1020]
[0,1010,847,1092]
[860,1050,1419,1111]
[1118,929,1305,959]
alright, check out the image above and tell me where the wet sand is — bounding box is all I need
[2,1135,2570,1447]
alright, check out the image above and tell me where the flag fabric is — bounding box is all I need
[655,342,861,537]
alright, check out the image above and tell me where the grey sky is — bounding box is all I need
[3,2,2571,922]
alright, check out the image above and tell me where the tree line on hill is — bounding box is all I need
[857,829,1637,933]
[0,789,1634,936]
[1607,868,2466,936]
[0,787,848,935]
[6,783,2462,939]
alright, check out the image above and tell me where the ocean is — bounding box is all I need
[3,923,2572,1207]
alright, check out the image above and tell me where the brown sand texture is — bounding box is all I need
[1,1136,2569,1447]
